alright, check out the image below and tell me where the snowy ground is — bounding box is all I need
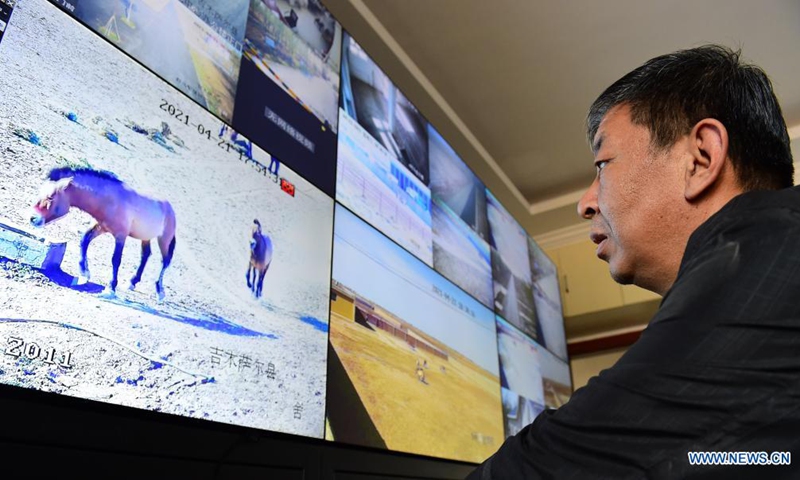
[0,0,333,437]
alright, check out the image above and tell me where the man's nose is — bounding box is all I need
[577,179,599,219]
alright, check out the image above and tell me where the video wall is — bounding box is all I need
[0,0,570,464]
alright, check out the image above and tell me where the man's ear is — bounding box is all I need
[685,118,729,202]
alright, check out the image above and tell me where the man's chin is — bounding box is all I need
[608,264,635,285]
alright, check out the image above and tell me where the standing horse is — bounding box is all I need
[31,167,177,301]
[246,219,273,299]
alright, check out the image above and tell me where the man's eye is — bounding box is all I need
[595,160,609,173]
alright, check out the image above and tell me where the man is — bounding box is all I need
[468,45,799,479]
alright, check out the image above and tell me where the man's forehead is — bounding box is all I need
[592,131,606,156]
[592,105,645,155]
[592,108,621,155]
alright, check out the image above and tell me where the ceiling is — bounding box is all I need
[324,0,800,237]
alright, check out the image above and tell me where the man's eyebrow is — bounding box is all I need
[592,133,605,155]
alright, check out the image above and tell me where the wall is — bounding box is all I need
[569,347,627,390]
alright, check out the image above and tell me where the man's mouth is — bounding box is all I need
[590,232,608,258]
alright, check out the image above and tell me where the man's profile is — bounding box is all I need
[468,45,798,479]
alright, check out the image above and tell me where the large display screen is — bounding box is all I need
[0,0,572,465]
[326,205,503,463]
[337,34,495,312]
[0,0,333,437]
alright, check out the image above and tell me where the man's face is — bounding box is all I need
[577,105,686,289]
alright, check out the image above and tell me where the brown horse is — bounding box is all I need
[31,167,177,301]
[246,219,273,299]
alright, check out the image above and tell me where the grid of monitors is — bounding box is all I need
[0,0,571,465]
[337,33,495,310]
[327,205,502,462]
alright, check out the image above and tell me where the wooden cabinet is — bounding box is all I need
[620,283,661,304]
[548,241,622,317]
[546,239,659,318]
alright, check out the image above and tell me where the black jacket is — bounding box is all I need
[469,186,800,479]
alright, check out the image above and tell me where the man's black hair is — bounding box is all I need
[587,45,794,190]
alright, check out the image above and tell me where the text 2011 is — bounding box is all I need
[4,336,74,369]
